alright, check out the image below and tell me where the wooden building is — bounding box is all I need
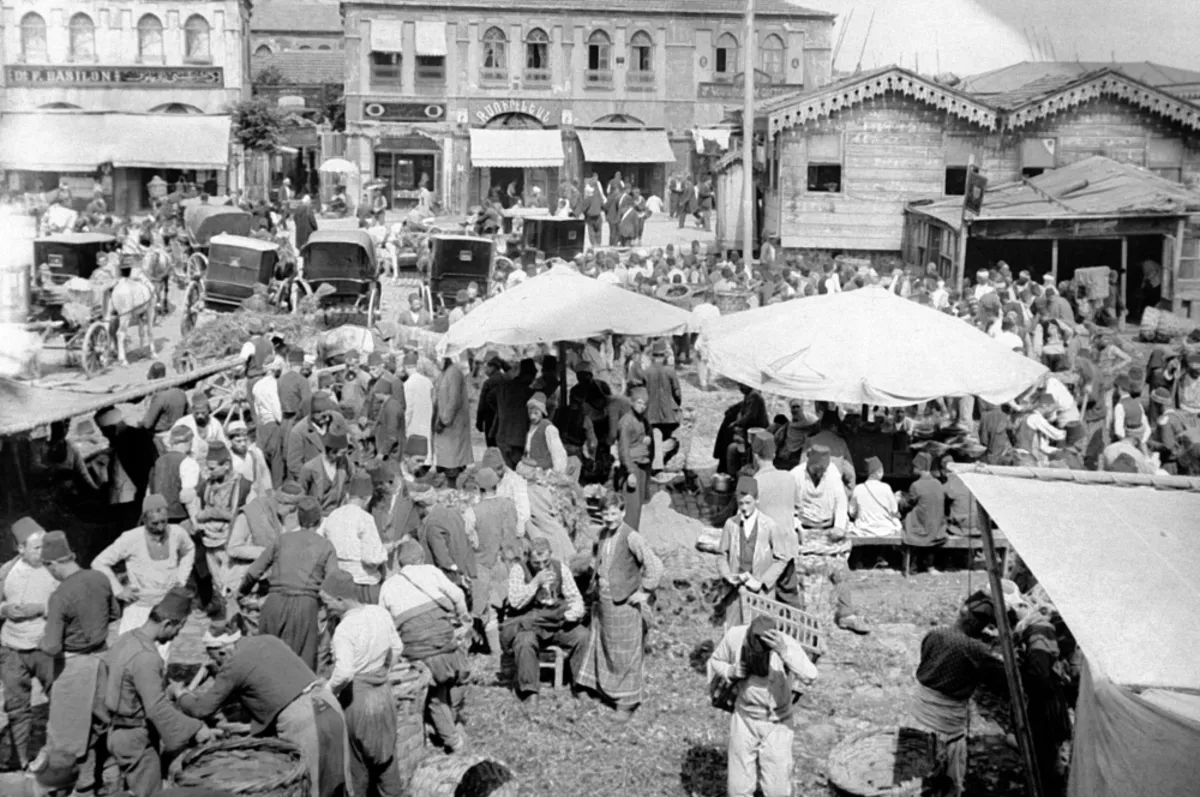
[903,156,1200,320]
[756,65,1200,258]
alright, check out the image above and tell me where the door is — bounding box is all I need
[1176,226,1200,318]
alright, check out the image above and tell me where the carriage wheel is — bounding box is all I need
[365,282,381,329]
[81,323,111,376]
[205,371,243,418]
[181,282,202,336]
[186,252,208,281]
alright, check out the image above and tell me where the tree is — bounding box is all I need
[323,91,346,132]
[253,64,291,86]
[229,98,288,154]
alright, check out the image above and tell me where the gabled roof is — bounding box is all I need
[907,155,1200,231]
[760,66,1000,136]
[251,0,342,33]
[252,51,344,85]
[344,0,834,16]
[1000,68,1200,132]
[961,60,1200,100]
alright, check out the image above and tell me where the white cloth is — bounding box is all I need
[231,446,273,497]
[173,415,227,465]
[995,331,1025,353]
[321,504,387,586]
[92,526,195,609]
[404,371,435,456]
[849,480,901,537]
[792,463,849,530]
[252,374,283,426]
[380,564,469,625]
[0,560,58,650]
[1044,376,1081,425]
[328,604,403,692]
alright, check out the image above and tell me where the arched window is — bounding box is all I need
[630,30,653,73]
[185,15,211,62]
[760,33,785,79]
[587,30,611,79]
[525,28,549,73]
[137,15,164,62]
[482,27,507,72]
[19,13,47,62]
[715,32,738,75]
[69,13,96,62]
[254,44,273,56]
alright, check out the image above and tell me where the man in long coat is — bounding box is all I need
[494,359,538,470]
[294,195,319,253]
[434,359,473,481]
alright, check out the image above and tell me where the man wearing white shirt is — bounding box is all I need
[849,457,901,537]
[994,317,1026,354]
[1042,375,1080,426]
[173,391,227,468]
[322,475,388,603]
[402,351,435,464]
[252,356,285,452]
[691,299,721,391]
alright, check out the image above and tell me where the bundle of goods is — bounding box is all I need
[1073,266,1111,301]
[827,728,939,797]
[169,737,309,796]
[1139,307,1200,343]
[523,466,591,542]
[177,311,319,363]
[655,283,706,310]
[907,419,986,463]
[409,754,516,797]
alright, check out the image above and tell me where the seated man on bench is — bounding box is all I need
[500,537,588,708]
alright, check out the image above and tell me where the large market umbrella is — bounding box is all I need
[318,158,358,174]
[704,286,1048,407]
[439,264,693,356]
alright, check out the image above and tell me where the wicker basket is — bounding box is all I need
[739,591,822,658]
[827,728,939,797]
[169,737,310,796]
[1140,307,1199,342]
[713,289,753,314]
[409,753,513,797]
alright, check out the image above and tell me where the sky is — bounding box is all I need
[796,0,1200,77]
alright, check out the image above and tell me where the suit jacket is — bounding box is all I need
[476,370,506,436]
[434,363,473,469]
[374,396,406,459]
[574,191,604,219]
[285,413,347,483]
[617,410,651,470]
[494,374,534,448]
[716,512,793,591]
[297,455,347,516]
[418,505,477,579]
[643,362,681,425]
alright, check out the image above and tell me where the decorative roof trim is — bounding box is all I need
[768,69,999,136]
[1006,71,1200,132]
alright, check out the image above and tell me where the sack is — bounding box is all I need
[709,675,741,713]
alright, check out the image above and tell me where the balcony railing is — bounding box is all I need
[584,69,613,88]
[523,67,551,87]
[480,67,508,84]
[626,70,656,90]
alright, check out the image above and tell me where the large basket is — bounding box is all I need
[713,289,753,314]
[410,753,513,797]
[1140,306,1199,342]
[169,737,310,796]
[827,728,939,797]
[739,591,822,658]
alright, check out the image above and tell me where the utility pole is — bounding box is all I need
[742,0,755,269]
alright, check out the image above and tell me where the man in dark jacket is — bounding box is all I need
[573,180,605,249]
[603,173,625,246]
[418,501,478,594]
[642,339,682,467]
[493,359,537,470]
[476,353,508,448]
[617,386,653,530]
[293,195,318,252]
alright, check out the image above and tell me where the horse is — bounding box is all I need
[107,263,158,366]
[141,234,174,316]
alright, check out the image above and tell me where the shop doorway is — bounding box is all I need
[1126,235,1166,323]
[486,168,523,206]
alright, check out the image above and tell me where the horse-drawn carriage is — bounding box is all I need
[175,205,254,279]
[520,216,585,263]
[26,233,154,376]
[297,230,383,327]
[180,234,287,335]
[427,234,495,311]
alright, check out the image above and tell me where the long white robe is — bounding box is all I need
[404,371,435,462]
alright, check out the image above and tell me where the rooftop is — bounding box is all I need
[251,0,342,33]
[252,50,344,85]
[961,60,1200,100]
[342,0,834,17]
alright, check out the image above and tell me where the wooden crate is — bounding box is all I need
[739,591,822,659]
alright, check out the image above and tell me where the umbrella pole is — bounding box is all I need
[557,341,568,411]
[742,0,756,268]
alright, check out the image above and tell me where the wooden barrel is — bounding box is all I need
[169,737,309,796]
[1140,306,1199,342]
[409,753,515,797]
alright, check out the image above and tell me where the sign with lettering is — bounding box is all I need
[697,81,797,101]
[470,99,557,127]
[5,65,224,87]
[364,102,446,123]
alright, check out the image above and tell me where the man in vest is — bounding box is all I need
[172,391,227,469]
[1111,373,1151,448]
[715,476,794,628]
[501,537,587,708]
[240,318,275,421]
[148,425,201,530]
[195,441,254,618]
[617,386,654,530]
[104,587,217,796]
[520,392,568,476]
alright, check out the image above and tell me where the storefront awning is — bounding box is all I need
[415,21,448,56]
[576,128,676,164]
[371,20,404,53]
[0,112,231,171]
[468,129,564,168]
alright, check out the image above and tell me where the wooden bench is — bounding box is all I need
[850,533,1009,577]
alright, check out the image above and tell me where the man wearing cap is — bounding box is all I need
[476,354,508,449]
[338,351,372,419]
[372,378,407,463]
[227,420,273,497]
[519,391,569,476]
[481,447,532,539]
[41,529,119,795]
[1111,373,1151,447]
[299,429,350,516]
[104,587,217,796]
[324,474,389,603]
[1100,412,1154,474]
[177,616,351,797]
[286,393,346,483]
[320,569,404,796]
[194,441,254,616]
[95,406,159,512]
[397,293,432,328]
[140,362,188,450]
[226,482,299,631]
[93,495,196,661]
[715,477,796,627]
[0,519,58,768]
[1179,352,1200,419]
[745,433,802,609]
[169,392,225,471]
[849,456,901,537]
[494,359,538,470]
[279,347,313,422]
[416,486,478,596]
[471,467,520,653]
[239,318,275,409]
[617,386,654,530]
[380,538,471,751]
[240,497,338,671]
[433,358,473,481]
[903,452,948,572]
[251,355,285,448]
[643,339,682,463]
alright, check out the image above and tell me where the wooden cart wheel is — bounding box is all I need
[81,322,111,376]
[186,252,208,281]
[365,282,381,329]
[205,371,244,418]
[181,282,202,336]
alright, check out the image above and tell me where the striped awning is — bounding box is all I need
[468,129,564,168]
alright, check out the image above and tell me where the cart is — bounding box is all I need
[297,229,382,327]
[427,234,495,312]
[181,234,285,335]
[521,217,585,263]
[174,205,254,280]
[33,232,115,288]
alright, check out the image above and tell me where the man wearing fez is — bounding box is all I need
[195,440,254,617]
[93,494,196,661]
[324,474,389,604]
[373,378,407,463]
[41,530,119,797]
[103,587,217,796]
[240,496,338,671]
[715,477,795,627]
[227,481,303,633]
[94,406,158,514]
[299,428,350,516]
[286,392,345,483]
[147,424,202,531]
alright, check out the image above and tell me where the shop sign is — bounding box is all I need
[473,99,553,126]
[698,71,795,101]
[363,102,446,123]
[5,64,224,87]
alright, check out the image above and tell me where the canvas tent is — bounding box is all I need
[954,466,1200,797]
[703,286,1048,407]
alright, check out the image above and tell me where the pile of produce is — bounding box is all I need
[177,310,320,362]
